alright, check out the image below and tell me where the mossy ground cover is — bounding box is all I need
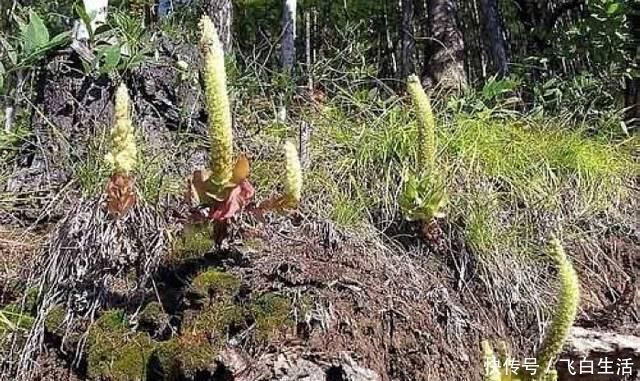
[63,265,302,380]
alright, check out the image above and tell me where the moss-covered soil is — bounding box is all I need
[2,211,638,380]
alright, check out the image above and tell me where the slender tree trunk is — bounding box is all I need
[0,0,8,32]
[73,0,109,41]
[479,0,508,77]
[383,2,398,77]
[305,9,313,92]
[157,0,173,17]
[277,0,296,122]
[415,0,429,78]
[399,0,415,78]
[424,0,467,93]
[281,0,297,72]
[625,0,640,130]
[204,0,233,53]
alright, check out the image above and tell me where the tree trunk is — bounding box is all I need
[399,0,415,78]
[625,0,640,130]
[281,0,297,72]
[0,0,8,32]
[73,0,109,41]
[157,0,172,17]
[204,0,233,54]
[305,9,313,92]
[479,0,508,77]
[424,0,467,93]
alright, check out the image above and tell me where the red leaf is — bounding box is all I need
[210,180,255,221]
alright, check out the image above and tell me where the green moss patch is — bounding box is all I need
[87,310,156,381]
[190,268,241,301]
[182,302,246,343]
[250,293,293,341]
[153,331,217,380]
[152,301,245,379]
[140,302,165,323]
[172,223,215,260]
[44,305,66,333]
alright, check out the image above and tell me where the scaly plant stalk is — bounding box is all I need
[481,238,578,381]
[105,84,137,175]
[199,15,233,192]
[534,237,579,379]
[481,340,502,381]
[407,75,436,174]
[283,140,302,206]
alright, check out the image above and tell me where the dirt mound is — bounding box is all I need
[2,216,528,381]
[3,204,640,381]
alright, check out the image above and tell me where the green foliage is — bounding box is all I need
[19,11,50,56]
[558,0,631,71]
[463,197,496,254]
[0,111,30,157]
[0,308,34,334]
[398,174,447,222]
[530,74,621,121]
[330,186,368,228]
[74,6,151,75]
[134,147,183,204]
[447,76,521,115]
[156,6,200,43]
[300,83,636,236]
[448,114,635,210]
[71,140,111,197]
[0,9,69,93]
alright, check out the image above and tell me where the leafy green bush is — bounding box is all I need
[0,10,69,93]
